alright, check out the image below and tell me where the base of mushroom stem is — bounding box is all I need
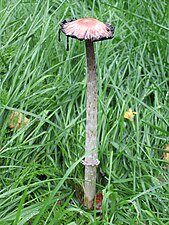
[82,159,100,166]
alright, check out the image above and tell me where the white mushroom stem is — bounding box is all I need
[83,40,100,209]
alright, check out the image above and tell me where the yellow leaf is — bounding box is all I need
[124,108,137,121]
[164,144,169,161]
[8,111,29,129]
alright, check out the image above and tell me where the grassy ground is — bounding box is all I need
[0,0,169,224]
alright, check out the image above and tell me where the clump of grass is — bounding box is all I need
[0,0,169,224]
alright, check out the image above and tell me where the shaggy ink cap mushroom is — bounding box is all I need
[60,18,114,42]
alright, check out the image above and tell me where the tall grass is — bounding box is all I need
[0,0,168,224]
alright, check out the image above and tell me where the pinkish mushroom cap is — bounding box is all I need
[60,18,114,42]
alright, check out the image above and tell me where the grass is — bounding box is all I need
[0,0,169,224]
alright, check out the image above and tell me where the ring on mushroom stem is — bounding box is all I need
[59,18,114,209]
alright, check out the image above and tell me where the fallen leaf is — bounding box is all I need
[124,108,137,121]
[96,193,103,210]
[164,144,169,161]
[162,144,169,171]
[8,111,29,129]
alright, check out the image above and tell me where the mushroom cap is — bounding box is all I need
[60,18,114,42]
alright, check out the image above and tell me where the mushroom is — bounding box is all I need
[60,18,114,209]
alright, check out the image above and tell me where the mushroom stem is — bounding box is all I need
[84,40,100,209]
